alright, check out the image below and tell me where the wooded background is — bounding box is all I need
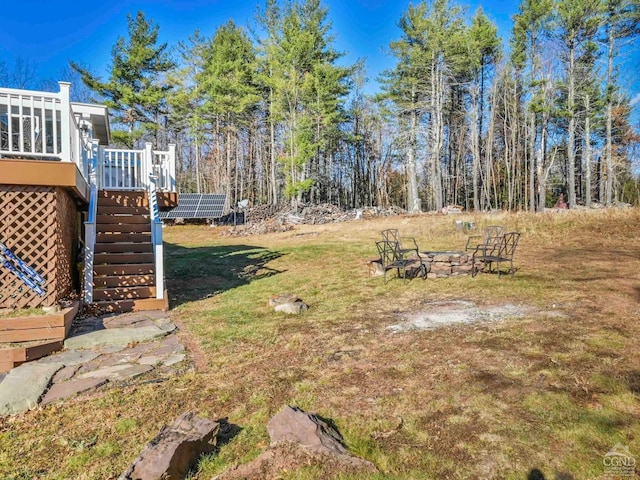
[5,0,639,212]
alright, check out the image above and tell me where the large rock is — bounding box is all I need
[120,411,219,480]
[269,294,309,315]
[274,302,308,315]
[214,406,377,480]
[267,405,348,455]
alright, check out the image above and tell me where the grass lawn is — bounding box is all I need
[1,208,639,479]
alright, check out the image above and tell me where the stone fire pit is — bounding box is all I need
[368,250,473,279]
[419,251,473,278]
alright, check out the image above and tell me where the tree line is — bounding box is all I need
[58,0,640,210]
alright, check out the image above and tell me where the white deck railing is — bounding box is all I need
[100,143,175,192]
[0,82,90,176]
[0,82,175,193]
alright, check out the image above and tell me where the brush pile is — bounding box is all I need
[223,203,406,236]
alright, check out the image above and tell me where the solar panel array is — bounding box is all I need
[160,193,227,219]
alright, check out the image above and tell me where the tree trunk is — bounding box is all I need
[584,94,592,207]
[430,54,444,211]
[406,95,420,213]
[471,82,480,211]
[270,88,278,205]
[605,23,614,206]
[567,42,576,208]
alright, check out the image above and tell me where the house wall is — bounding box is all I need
[0,185,79,309]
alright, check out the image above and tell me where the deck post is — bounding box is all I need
[83,184,98,303]
[144,142,154,190]
[168,143,176,192]
[58,82,71,162]
[148,175,164,300]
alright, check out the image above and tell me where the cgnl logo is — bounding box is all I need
[603,443,636,477]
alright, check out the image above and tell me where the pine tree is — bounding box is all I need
[383,0,468,212]
[602,0,640,204]
[468,7,501,210]
[199,20,260,206]
[512,0,554,211]
[71,11,174,148]
[556,0,602,208]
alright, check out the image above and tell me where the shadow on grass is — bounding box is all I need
[165,242,285,307]
[528,469,574,480]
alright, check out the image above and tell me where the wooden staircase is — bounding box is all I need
[92,190,167,312]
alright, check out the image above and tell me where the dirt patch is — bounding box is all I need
[386,300,529,333]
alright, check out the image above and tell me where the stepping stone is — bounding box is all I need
[0,362,62,415]
[37,350,99,367]
[52,365,82,383]
[138,355,163,366]
[103,310,169,328]
[76,364,153,380]
[64,325,172,350]
[40,377,108,406]
[162,353,186,367]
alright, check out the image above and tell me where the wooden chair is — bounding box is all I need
[471,232,521,277]
[465,225,505,253]
[376,240,424,283]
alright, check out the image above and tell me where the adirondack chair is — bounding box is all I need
[471,232,521,277]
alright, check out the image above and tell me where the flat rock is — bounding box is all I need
[40,377,108,405]
[51,364,82,383]
[120,411,219,480]
[274,301,309,315]
[77,363,153,380]
[162,353,186,367]
[37,350,99,366]
[138,355,162,366]
[97,345,128,355]
[268,294,301,307]
[102,310,169,328]
[64,325,171,350]
[0,362,62,415]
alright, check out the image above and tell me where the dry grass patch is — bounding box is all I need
[1,208,639,479]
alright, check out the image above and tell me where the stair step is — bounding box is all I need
[97,223,151,233]
[94,242,153,254]
[97,205,150,215]
[92,286,157,302]
[95,233,151,243]
[92,296,168,314]
[94,263,154,276]
[93,274,155,288]
[96,214,150,224]
[98,190,149,207]
[94,253,155,264]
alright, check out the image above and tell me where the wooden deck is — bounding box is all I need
[0,158,90,202]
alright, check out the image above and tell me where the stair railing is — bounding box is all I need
[83,183,98,303]
[148,175,164,300]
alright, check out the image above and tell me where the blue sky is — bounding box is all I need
[0,1,516,91]
[0,0,638,107]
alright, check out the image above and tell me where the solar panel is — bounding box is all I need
[160,194,228,219]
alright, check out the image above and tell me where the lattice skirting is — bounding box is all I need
[0,185,79,309]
